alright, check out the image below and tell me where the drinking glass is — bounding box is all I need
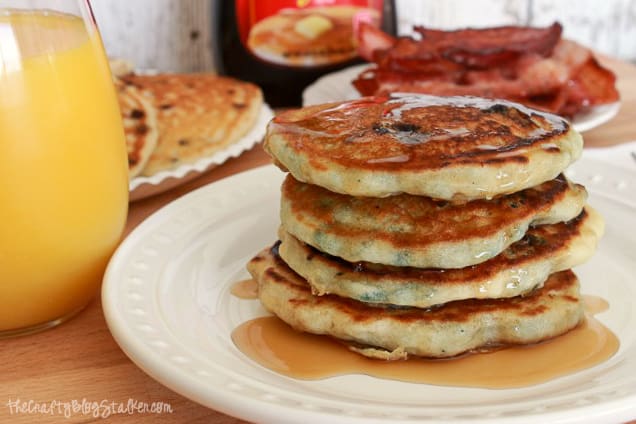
[0,0,128,337]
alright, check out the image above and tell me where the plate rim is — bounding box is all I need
[103,161,636,424]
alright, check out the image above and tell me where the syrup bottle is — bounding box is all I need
[213,0,397,107]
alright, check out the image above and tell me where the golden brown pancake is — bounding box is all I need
[278,207,603,308]
[265,94,583,200]
[114,77,159,178]
[248,246,584,359]
[120,73,263,176]
[280,173,586,268]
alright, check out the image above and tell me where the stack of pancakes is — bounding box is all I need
[113,70,263,179]
[248,93,603,360]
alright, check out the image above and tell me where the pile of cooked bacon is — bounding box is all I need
[353,22,619,118]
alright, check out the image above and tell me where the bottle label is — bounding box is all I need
[235,0,383,68]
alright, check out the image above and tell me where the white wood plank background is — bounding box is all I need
[91,0,636,73]
[395,0,636,62]
[91,0,215,72]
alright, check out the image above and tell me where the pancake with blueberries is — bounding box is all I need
[114,76,159,178]
[277,206,603,308]
[264,93,583,201]
[280,173,587,268]
[247,245,584,359]
[120,73,263,176]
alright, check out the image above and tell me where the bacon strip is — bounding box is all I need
[356,22,396,62]
[353,23,619,118]
[414,22,562,68]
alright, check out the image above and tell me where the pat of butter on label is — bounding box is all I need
[294,15,333,39]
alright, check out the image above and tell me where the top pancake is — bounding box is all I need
[265,93,583,200]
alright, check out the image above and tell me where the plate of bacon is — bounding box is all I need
[303,22,620,132]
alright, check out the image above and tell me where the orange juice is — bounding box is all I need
[0,10,128,333]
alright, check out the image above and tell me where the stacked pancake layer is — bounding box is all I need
[249,93,603,359]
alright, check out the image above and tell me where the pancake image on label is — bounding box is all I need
[247,246,584,359]
[280,173,587,268]
[120,73,263,176]
[114,77,159,178]
[264,94,583,200]
[247,6,378,66]
[278,206,603,308]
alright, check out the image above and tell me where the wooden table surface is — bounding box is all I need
[2,59,635,424]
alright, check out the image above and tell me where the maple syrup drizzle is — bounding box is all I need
[230,293,618,389]
[230,278,258,300]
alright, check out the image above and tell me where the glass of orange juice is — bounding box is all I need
[0,1,128,337]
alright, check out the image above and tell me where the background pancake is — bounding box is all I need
[120,73,263,176]
[114,77,159,178]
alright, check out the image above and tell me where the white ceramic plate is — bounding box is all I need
[302,64,621,134]
[102,157,636,424]
[128,103,274,202]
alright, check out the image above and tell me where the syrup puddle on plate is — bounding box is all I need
[231,279,618,389]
